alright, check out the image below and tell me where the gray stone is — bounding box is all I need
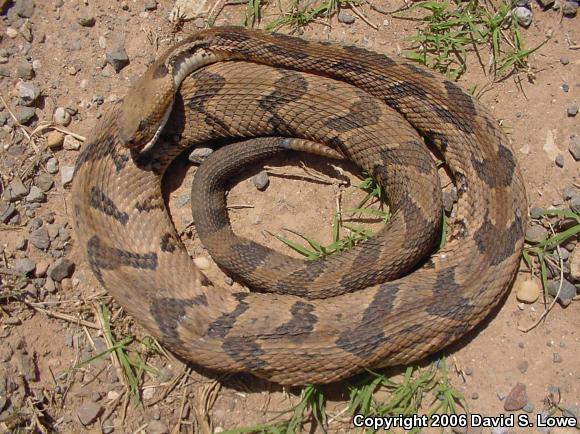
[14,258,36,275]
[529,206,544,219]
[567,103,578,117]
[77,15,96,27]
[570,196,580,213]
[29,228,49,250]
[53,107,71,126]
[188,146,213,163]
[442,190,456,214]
[252,170,269,191]
[26,186,45,203]
[16,62,34,80]
[35,173,54,192]
[560,56,570,65]
[512,6,532,26]
[49,258,74,282]
[338,10,355,24]
[525,225,548,243]
[60,166,75,185]
[46,158,59,174]
[562,0,578,15]
[553,352,562,363]
[76,402,102,425]
[63,135,81,150]
[4,177,29,202]
[555,154,564,167]
[106,42,130,73]
[563,185,579,200]
[547,279,576,306]
[523,402,534,413]
[13,106,35,124]
[562,83,569,93]
[569,135,580,161]
[537,0,555,7]
[14,0,35,18]
[0,201,16,223]
[17,81,40,106]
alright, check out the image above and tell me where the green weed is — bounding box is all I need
[396,0,548,80]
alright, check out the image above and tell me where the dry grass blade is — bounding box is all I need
[194,380,222,434]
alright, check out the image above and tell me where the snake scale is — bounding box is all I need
[71,27,527,385]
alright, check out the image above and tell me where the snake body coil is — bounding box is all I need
[72,27,527,385]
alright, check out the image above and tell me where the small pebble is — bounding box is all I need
[555,154,564,167]
[569,136,580,161]
[525,225,548,243]
[338,10,356,24]
[29,228,50,250]
[5,177,29,202]
[60,166,75,185]
[553,352,562,363]
[53,107,71,126]
[35,260,49,277]
[547,279,576,307]
[14,106,35,124]
[504,383,527,411]
[515,279,540,303]
[562,185,578,200]
[224,276,234,286]
[16,62,34,80]
[252,171,269,191]
[46,131,64,149]
[45,160,59,177]
[570,251,579,280]
[512,6,532,27]
[17,81,40,106]
[26,186,45,203]
[471,392,479,400]
[529,206,544,219]
[562,83,569,93]
[517,360,529,373]
[560,56,570,65]
[50,258,75,282]
[14,258,36,275]
[106,41,130,73]
[562,0,578,15]
[567,103,578,117]
[188,146,213,164]
[77,15,96,27]
[570,196,580,213]
[63,135,81,151]
[6,27,18,38]
[76,402,102,425]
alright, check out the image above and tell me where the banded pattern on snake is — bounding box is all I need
[71,27,527,385]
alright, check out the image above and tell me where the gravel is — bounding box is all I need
[252,170,269,191]
[35,173,54,192]
[569,135,580,161]
[106,39,130,72]
[49,258,74,281]
[13,106,35,124]
[555,154,564,167]
[525,225,548,243]
[547,279,576,306]
[63,135,81,151]
[26,186,45,203]
[512,6,532,26]
[53,107,71,126]
[504,383,527,411]
[60,165,75,185]
[76,402,102,425]
[562,0,578,15]
[17,81,40,106]
[4,177,29,202]
[29,228,50,250]
[338,10,355,24]
[14,258,36,275]
[567,103,579,117]
[188,146,213,163]
[77,15,96,27]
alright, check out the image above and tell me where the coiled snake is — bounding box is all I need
[71,27,527,385]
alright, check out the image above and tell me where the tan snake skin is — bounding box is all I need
[71,27,527,385]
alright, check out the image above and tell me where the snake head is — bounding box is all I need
[118,58,176,150]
